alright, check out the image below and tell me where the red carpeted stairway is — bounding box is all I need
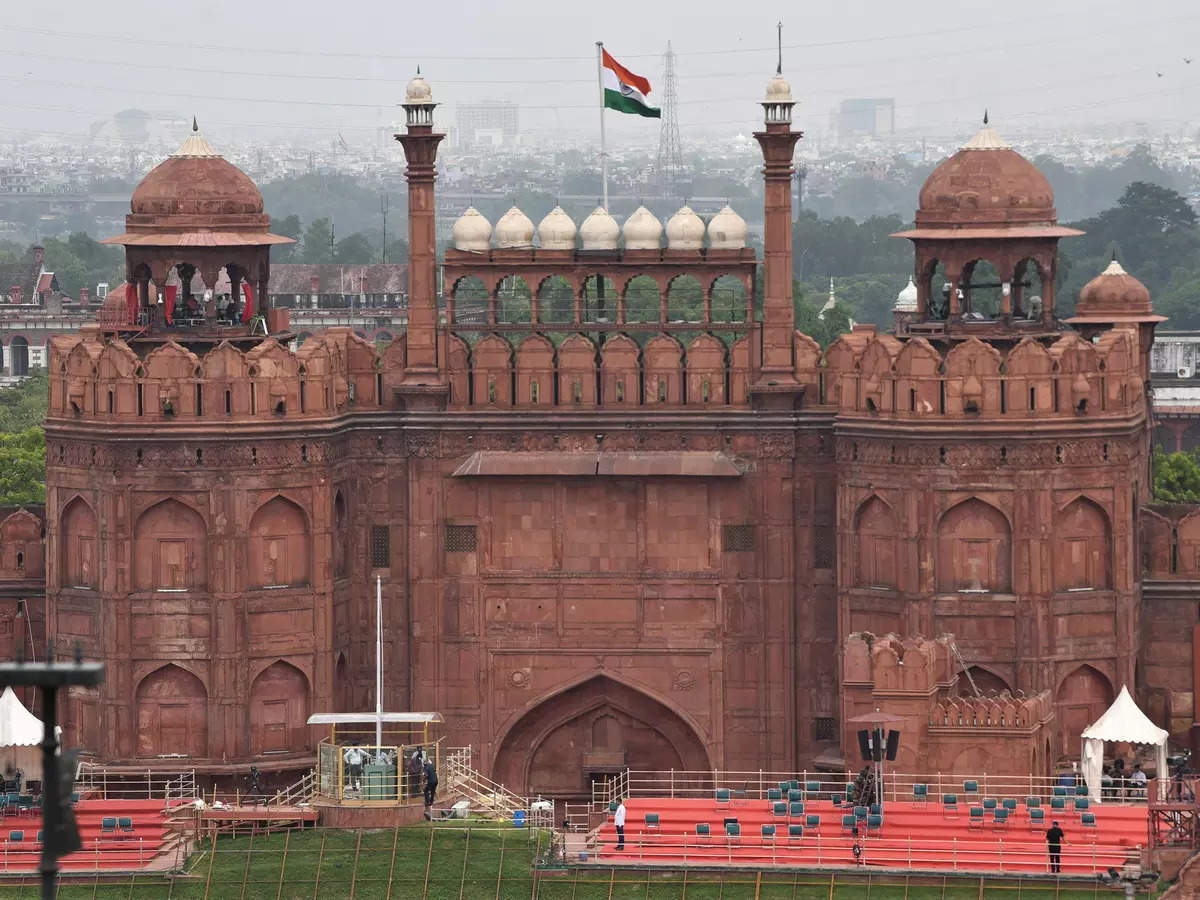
[593,796,1147,876]
[0,799,180,873]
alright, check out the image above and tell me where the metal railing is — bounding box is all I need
[0,835,149,873]
[584,828,1136,877]
[75,762,198,803]
[442,745,532,821]
[272,768,317,807]
[606,769,1149,807]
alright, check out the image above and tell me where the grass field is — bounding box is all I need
[0,827,1144,899]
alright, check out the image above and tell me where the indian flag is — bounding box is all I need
[602,48,661,119]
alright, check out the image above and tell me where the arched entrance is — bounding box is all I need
[136,664,207,758]
[1056,665,1113,757]
[249,661,311,755]
[492,675,711,799]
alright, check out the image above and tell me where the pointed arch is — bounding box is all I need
[556,334,597,407]
[133,498,206,591]
[600,334,640,406]
[854,495,899,589]
[514,334,555,407]
[958,665,1012,696]
[136,664,207,758]
[643,334,683,405]
[491,673,712,797]
[685,333,726,405]
[249,660,311,755]
[60,496,98,589]
[248,495,310,589]
[471,334,513,407]
[937,498,1012,593]
[1056,664,1113,756]
[1055,497,1111,591]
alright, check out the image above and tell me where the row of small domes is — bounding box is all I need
[452,204,748,252]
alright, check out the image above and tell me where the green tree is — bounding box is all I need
[1152,448,1200,502]
[302,218,334,264]
[273,214,302,263]
[0,371,48,432]
[334,232,375,265]
[0,428,46,505]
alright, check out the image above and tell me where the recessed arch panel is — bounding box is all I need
[936,498,1011,593]
[60,497,98,589]
[132,499,206,591]
[248,496,310,589]
[249,661,311,755]
[136,664,207,758]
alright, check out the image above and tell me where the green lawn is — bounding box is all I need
[0,827,1135,899]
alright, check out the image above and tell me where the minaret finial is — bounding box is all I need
[776,21,783,75]
[192,116,198,133]
[983,109,989,126]
[416,64,421,75]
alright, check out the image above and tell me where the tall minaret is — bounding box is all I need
[753,26,803,395]
[395,70,445,397]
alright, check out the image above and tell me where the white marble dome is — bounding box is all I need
[707,205,747,249]
[764,72,792,104]
[895,276,918,312]
[494,206,535,248]
[451,207,492,252]
[622,205,663,250]
[537,206,576,250]
[405,72,433,104]
[579,207,619,250]
[666,206,705,250]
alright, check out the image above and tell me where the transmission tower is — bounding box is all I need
[655,41,686,201]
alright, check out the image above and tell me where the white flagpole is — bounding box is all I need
[596,41,609,210]
[375,574,383,750]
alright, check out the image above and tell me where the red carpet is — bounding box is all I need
[593,797,1147,876]
[0,799,180,873]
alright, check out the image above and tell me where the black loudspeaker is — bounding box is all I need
[871,728,885,762]
[857,730,871,761]
[885,730,900,762]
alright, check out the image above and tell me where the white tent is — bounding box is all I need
[0,687,58,781]
[1080,685,1168,803]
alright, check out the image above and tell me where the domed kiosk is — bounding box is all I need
[892,117,1082,338]
[102,120,294,343]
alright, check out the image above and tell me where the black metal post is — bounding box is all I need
[39,684,57,900]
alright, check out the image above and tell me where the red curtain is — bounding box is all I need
[241,282,254,324]
[163,285,177,324]
[125,283,137,324]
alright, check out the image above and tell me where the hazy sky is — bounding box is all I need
[0,0,1197,148]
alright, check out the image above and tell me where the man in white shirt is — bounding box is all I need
[1130,764,1148,798]
[614,799,627,851]
[343,744,365,792]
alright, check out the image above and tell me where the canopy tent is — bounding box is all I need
[1080,685,1168,803]
[0,687,59,780]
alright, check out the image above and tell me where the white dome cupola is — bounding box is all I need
[579,207,619,250]
[707,205,747,249]
[537,206,577,250]
[894,277,918,312]
[451,207,492,252]
[665,206,705,250]
[622,205,663,250]
[494,206,535,248]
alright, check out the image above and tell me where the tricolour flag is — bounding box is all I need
[601,49,661,119]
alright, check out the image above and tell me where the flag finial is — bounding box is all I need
[192,116,198,133]
[983,109,989,126]
[416,64,421,75]
[776,21,783,75]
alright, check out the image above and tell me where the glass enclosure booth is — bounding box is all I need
[307,712,445,804]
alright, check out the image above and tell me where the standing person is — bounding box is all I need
[423,758,438,807]
[343,743,365,793]
[1045,820,1066,874]
[407,748,424,800]
[614,799,626,851]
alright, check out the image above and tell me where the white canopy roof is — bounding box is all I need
[1081,685,1168,745]
[307,713,443,726]
[0,687,47,747]
[1080,685,1169,804]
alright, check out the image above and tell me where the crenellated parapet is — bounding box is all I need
[47,326,390,424]
[931,689,1053,731]
[803,326,1145,420]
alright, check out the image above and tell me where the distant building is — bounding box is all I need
[455,101,519,149]
[836,98,895,140]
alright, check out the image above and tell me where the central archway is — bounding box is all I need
[491,675,711,799]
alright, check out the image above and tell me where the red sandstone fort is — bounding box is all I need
[0,68,1190,798]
